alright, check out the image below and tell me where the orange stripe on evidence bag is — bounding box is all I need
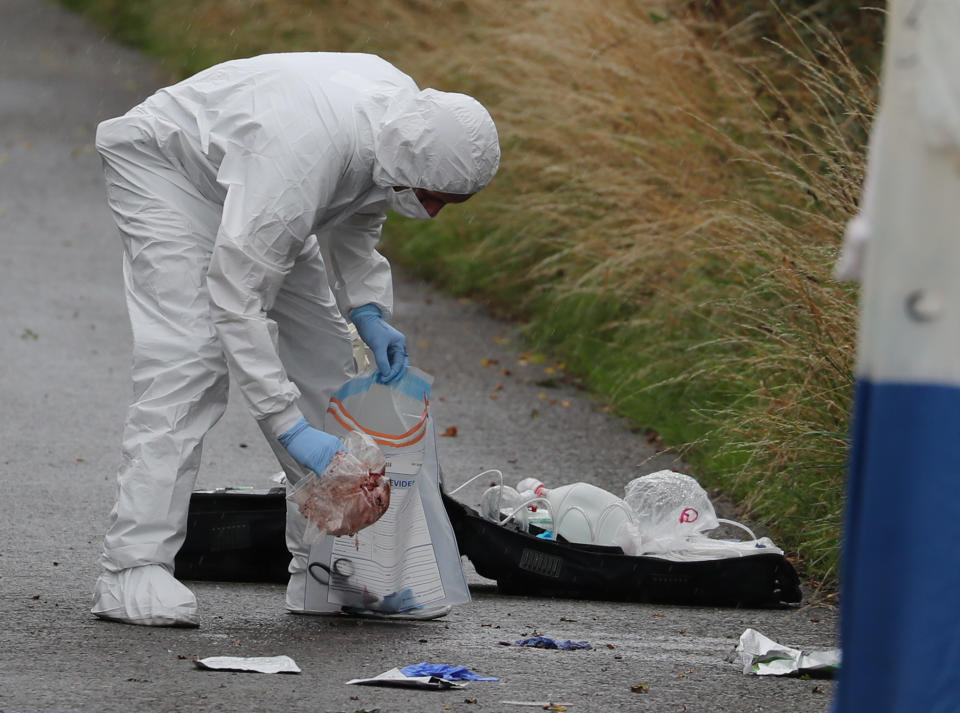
[326,396,429,440]
[326,407,428,448]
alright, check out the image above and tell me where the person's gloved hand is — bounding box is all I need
[350,304,409,384]
[278,418,346,476]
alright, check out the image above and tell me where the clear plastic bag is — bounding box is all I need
[616,470,720,555]
[287,431,390,543]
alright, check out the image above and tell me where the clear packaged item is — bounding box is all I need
[617,470,720,554]
[287,430,390,543]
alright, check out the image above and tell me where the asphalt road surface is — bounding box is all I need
[0,2,839,711]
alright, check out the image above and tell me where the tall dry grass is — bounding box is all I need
[403,1,877,582]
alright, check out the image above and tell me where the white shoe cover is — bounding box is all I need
[91,565,199,627]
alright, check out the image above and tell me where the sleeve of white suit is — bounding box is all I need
[323,209,395,320]
[206,129,343,437]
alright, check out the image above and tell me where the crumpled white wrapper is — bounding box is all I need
[195,655,301,674]
[346,667,466,689]
[729,628,840,676]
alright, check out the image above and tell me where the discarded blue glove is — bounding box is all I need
[502,637,592,650]
[399,663,500,681]
[378,587,419,613]
[278,418,345,476]
[350,304,409,384]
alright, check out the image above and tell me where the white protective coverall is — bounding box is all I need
[90,52,500,626]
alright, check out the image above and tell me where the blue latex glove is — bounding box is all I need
[350,304,409,384]
[399,662,500,682]
[278,418,345,476]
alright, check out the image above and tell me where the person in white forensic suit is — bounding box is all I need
[90,52,500,627]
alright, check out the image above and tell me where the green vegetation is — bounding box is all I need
[63,0,885,589]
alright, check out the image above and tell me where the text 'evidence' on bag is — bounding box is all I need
[289,367,470,617]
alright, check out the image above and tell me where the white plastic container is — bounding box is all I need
[523,479,633,545]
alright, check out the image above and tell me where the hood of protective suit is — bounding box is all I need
[372,88,500,195]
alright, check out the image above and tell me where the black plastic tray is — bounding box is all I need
[442,492,802,608]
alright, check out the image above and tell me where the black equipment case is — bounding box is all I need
[175,488,289,584]
[175,488,802,607]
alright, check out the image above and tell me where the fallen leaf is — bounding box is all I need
[495,383,504,391]
[653,612,664,617]
[605,643,615,649]
[76,457,84,462]
[417,340,429,348]
[544,366,556,375]
[560,400,571,408]
[464,698,478,704]
[501,368,513,376]
[480,358,499,367]
[493,336,506,344]
[812,686,825,694]
[440,426,458,437]
[488,394,499,400]
[631,683,650,694]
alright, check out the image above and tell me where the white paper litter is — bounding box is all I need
[195,655,301,674]
[346,667,466,689]
[729,628,840,676]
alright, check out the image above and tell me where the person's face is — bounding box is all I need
[395,188,472,218]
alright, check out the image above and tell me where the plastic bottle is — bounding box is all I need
[520,479,632,545]
[480,485,526,526]
[511,477,552,534]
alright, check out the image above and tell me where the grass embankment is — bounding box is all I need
[63,0,882,589]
